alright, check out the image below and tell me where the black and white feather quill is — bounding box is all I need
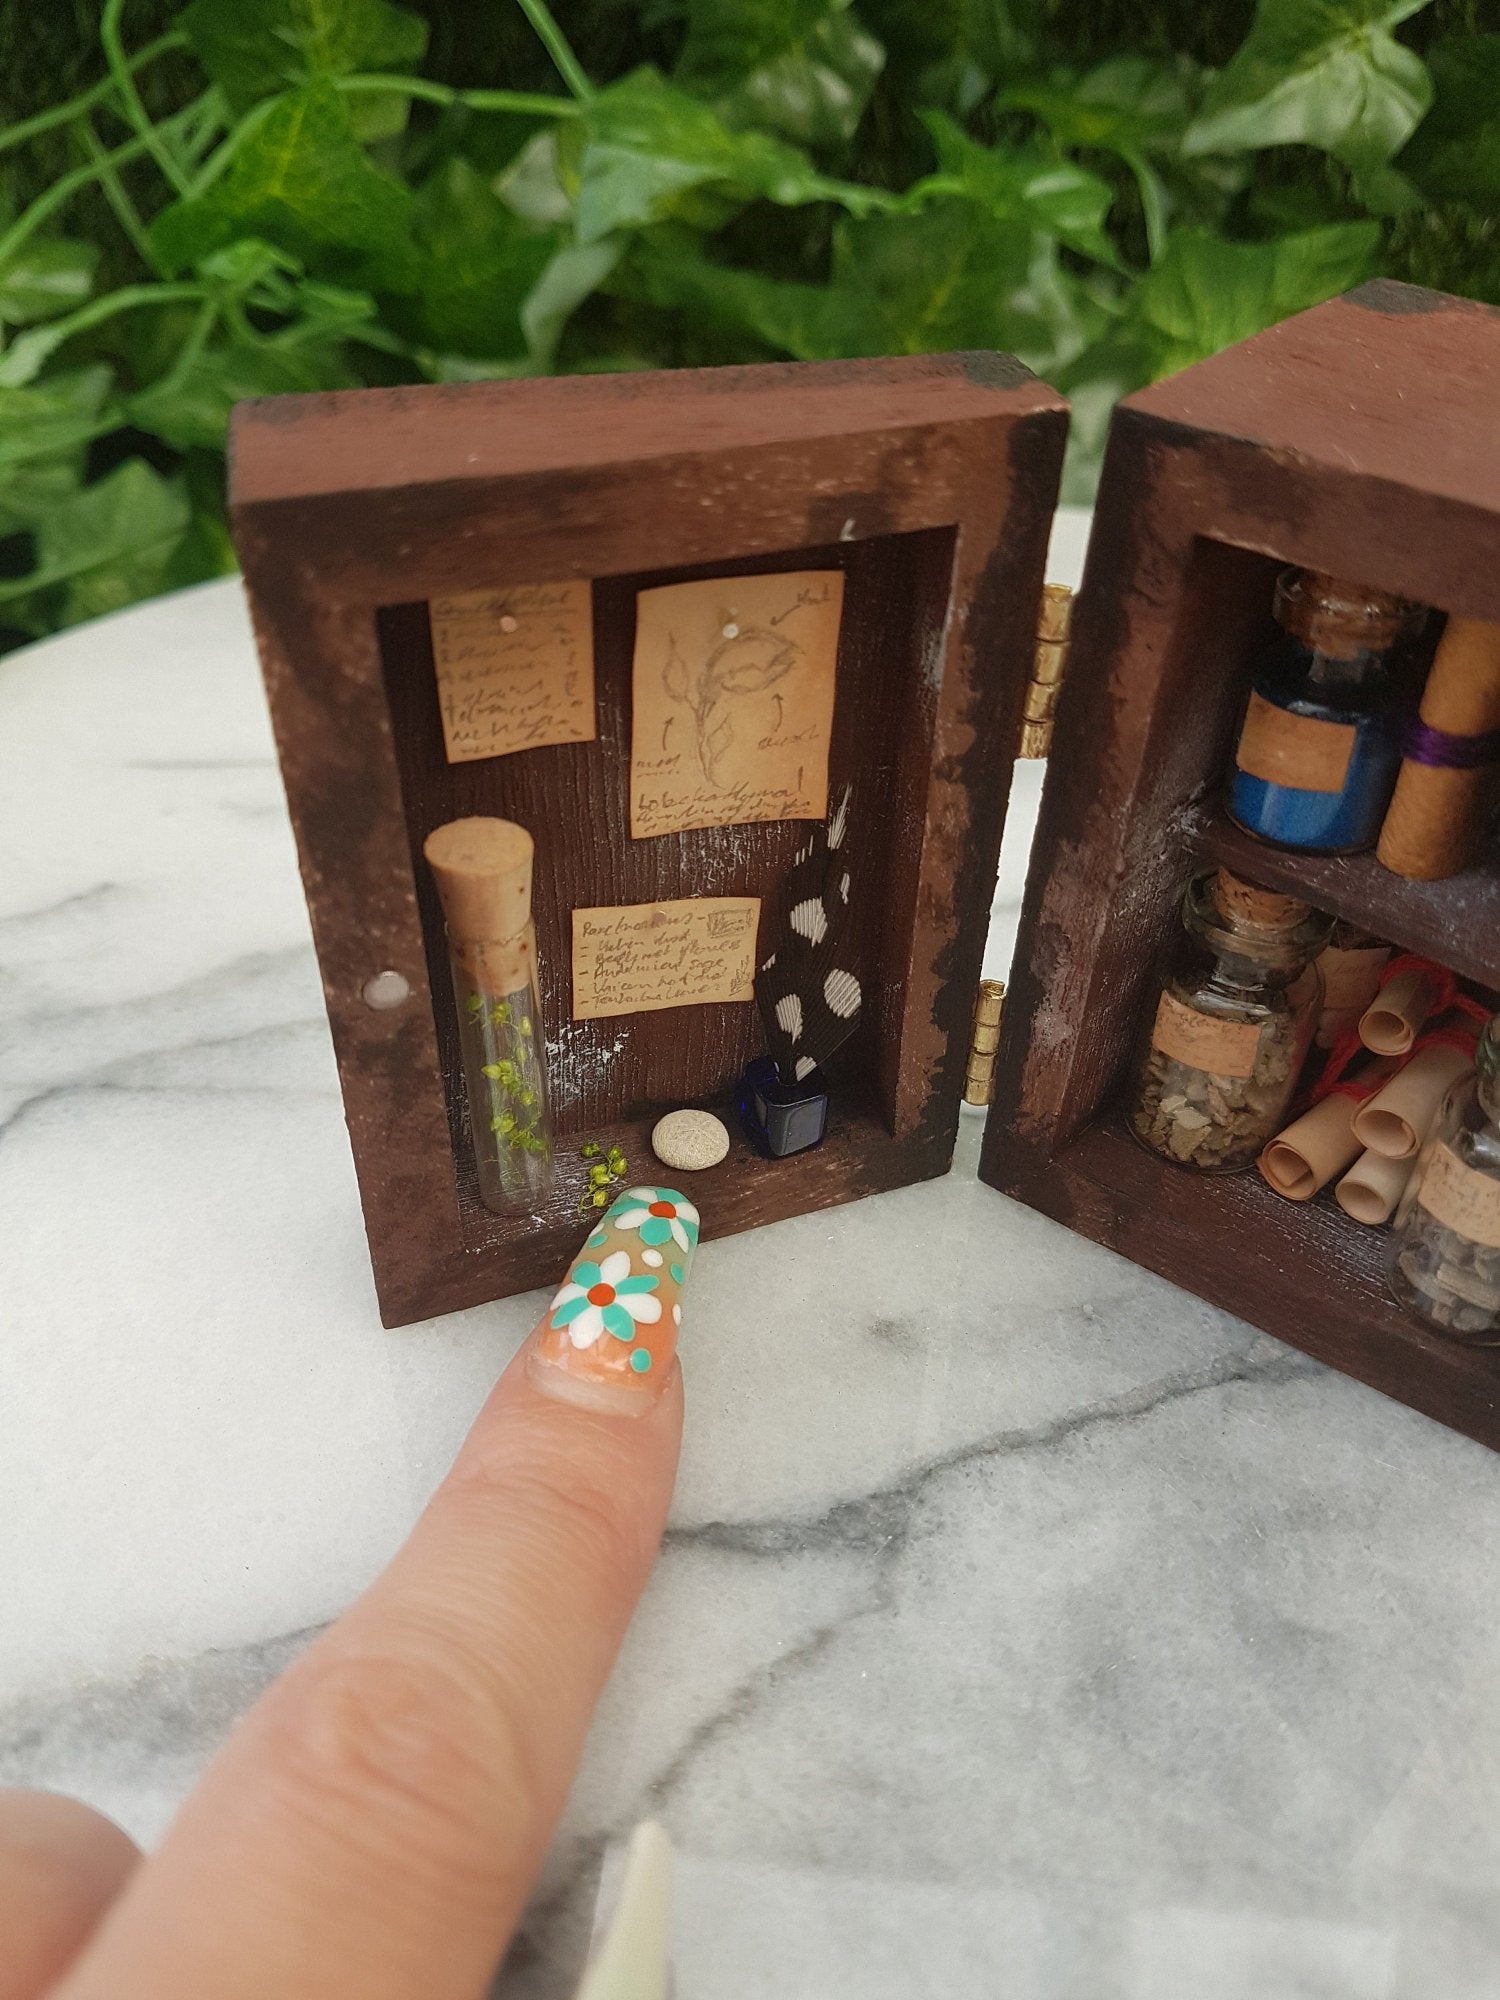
[754,786,861,1087]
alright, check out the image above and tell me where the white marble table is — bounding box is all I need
[6,520,1500,1999]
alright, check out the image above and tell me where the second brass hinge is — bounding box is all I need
[964,979,1006,1106]
[1018,583,1074,759]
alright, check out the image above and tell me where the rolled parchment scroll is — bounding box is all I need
[1335,1148,1419,1226]
[1351,1043,1474,1159]
[1258,1063,1394,1201]
[1359,965,1447,1056]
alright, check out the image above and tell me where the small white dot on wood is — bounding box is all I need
[721,622,739,638]
[499,614,519,633]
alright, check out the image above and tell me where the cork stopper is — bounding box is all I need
[1274,569,1414,660]
[423,817,534,944]
[1210,869,1310,936]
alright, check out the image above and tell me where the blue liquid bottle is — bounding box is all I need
[1228,571,1419,855]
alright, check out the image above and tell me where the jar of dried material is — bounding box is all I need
[1389,1015,1500,1341]
[1126,870,1331,1173]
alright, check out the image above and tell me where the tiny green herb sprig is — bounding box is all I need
[578,1139,629,1213]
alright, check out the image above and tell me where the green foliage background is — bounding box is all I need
[1,0,1496,651]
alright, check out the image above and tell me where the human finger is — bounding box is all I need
[55,1187,699,2000]
[0,1790,140,2000]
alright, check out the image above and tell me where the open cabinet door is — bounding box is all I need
[231,355,1066,1325]
[981,281,1500,1452]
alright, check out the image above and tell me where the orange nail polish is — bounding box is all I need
[527,1187,698,1413]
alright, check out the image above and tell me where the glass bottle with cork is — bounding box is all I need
[1389,1014,1500,1342]
[1227,569,1420,853]
[424,816,553,1211]
[1126,869,1330,1172]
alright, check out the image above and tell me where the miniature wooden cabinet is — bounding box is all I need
[230,355,1065,1325]
[233,279,1500,1453]
[981,280,1500,1453]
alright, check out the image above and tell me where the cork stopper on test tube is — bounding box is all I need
[424,817,536,994]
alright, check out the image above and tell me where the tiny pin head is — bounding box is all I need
[499,614,519,633]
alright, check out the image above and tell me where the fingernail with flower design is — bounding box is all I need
[527,1187,700,1414]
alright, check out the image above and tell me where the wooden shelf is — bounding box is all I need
[998,1113,1500,1451]
[1187,802,1500,993]
[374,1079,948,1325]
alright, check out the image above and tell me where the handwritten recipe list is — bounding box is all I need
[572,899,761,1020]
[429,580,595,762]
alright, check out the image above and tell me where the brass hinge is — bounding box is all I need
[1018,583,1074,759]
[964,978,1006,1107]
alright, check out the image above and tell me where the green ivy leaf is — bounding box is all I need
[1183,0,1434,169]
[150,80,415,285]
[1,459,190,630]
[384,158,558,360]
[0,240,99,327]
[178,0,428,140]
[127,331,362,450]
[0,367,113,473]
[676,0,886,150]
[1130,222,1380,376]
[1002,55,1198,159]
[521,238,621,366]
[567,67,874,247]
[635,198,1099,374]
[1398,36,1500,203]
[1000,55,1205,257]
[917,111,1121,268]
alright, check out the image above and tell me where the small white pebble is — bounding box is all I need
[651,1109,730,1172]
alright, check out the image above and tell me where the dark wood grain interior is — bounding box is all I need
[375,529,956,1245]
[982,283,1500,1451]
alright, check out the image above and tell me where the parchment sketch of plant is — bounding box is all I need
[663,624,800,786]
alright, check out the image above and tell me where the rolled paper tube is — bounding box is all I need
[1259,1091,1366,1201]
[1314,939,1392,1049]
[1351,1044,1474,1159]
[1377,616,1500,881]
[1335,1148,1418,1226]
[1359,965,1444,1055]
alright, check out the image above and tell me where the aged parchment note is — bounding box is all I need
[429,580,594,762]
[629,570,842,838]
[571,898,761,1020]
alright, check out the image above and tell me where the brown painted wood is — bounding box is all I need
[1007,1116,1500,1452]
[231,354,1066,1325]
[981,281,1500,1451]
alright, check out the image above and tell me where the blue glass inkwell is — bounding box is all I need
[1228,570,1421,855]
[738,1055,829,1158]
[739,787,859,1160]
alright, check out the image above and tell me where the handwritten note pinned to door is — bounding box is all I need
[429,580,594,763]
[629,570,842,839]
[571,898,761,1020]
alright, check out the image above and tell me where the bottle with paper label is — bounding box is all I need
[1389,1014,1500,1341]
[1227,570,1422,854]
[1126,869,1330,1172]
